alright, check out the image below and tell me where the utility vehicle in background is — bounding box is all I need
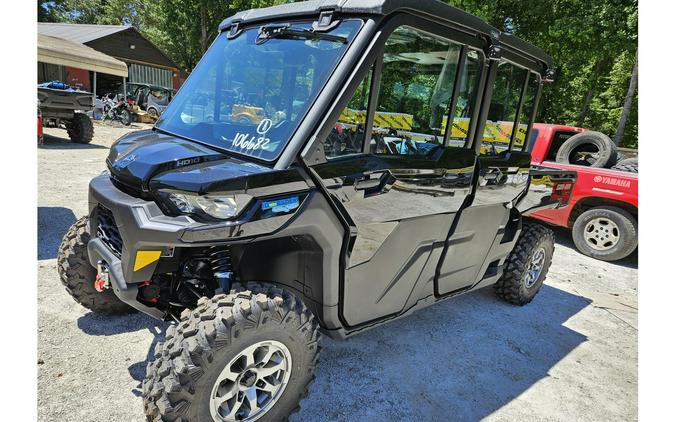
[57,1,577,420]
[38,82,94,143]
[527,123,638,261]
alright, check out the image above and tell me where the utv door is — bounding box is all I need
[309,21,486,327]
[435,58,545,295]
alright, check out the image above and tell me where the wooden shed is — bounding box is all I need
[38,23,184,93]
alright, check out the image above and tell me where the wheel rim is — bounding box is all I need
[583,217,620,251]
[209,340,292,422]
[524,247,546,288]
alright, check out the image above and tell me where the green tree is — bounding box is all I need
[38,0,638,147]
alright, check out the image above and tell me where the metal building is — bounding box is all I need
[38,23,184,93]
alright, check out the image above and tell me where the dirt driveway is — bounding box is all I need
[38,123,638,421]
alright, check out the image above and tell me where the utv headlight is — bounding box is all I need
[162,191,251,220]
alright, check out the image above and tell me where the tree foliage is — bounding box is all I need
[38,0,638,147]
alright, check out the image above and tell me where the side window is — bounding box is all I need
[447,49,482,148]
[480,61,528,155]
[512,73,540,151]
[324,66,373,158]
[373,26,461,156]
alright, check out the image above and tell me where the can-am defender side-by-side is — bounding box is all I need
[57,1,576,420]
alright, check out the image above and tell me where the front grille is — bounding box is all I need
[97,206,123,257]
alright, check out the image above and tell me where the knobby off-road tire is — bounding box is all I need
[143,283,321,422]
[572,206,637,261]
[494,223,555,306]
[57,216,136,314]
[610,157,638,173]
[65,112,94,144]
[555,131,618,168]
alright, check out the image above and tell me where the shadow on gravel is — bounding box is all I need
[77,311,164,336]
[128,324,170,396]
[40,133,108,149]
[77,311,170,396]
[551,226,638,269]
[38,206,76,260]
[293,285,589,422]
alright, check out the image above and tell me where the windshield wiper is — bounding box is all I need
[256,24,347,45]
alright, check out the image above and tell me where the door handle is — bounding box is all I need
[354,170,394,196]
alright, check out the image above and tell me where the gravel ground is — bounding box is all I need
[38,123,638,421]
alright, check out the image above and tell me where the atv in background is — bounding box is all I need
[57,1,577,420]
[37,81,94,144]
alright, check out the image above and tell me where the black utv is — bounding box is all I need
[58,1,576,420]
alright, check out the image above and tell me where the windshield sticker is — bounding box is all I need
[228,119,274,152]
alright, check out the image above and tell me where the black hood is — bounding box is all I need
[107,129,279,194]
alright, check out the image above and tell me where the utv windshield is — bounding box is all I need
[155,19,363,161]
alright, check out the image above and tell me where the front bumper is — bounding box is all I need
[86,175,307,318]
[88,175,199,283]
[87,175,203,318]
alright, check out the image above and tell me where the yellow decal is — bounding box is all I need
[134,250,162,272]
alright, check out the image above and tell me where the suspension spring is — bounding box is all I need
[209,246,233,291]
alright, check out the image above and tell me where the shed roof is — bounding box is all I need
[37,22,179,70]
[37,22,129,44]
[38,34,129,77]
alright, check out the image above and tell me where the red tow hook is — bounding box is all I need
[94,274,107,292]
[95,260,111,292]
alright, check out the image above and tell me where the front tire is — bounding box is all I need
[495,223,555,306]
[572,206,637,261]
[143,283,320,422]
[57,216,136,314]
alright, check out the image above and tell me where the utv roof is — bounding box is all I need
[218,0,553,71]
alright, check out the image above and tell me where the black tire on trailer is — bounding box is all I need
[555,131,618,168]
[610,157,638,173]
[57,216,136,314]
[572,206,637,261]
[143,282,320,422]
[494,223,555,306]
[65,112,94,144]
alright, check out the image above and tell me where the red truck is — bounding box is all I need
[527,123,638,261]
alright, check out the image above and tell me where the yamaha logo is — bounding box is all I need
[594,175,631,188]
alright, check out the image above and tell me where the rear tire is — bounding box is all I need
[495,223,554,306]
[57,216,136,315]
[121,109,132,126]
[572,206,637,261]
[555,131,617,168]
[143,283,320,422]
[65,113,94,144]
